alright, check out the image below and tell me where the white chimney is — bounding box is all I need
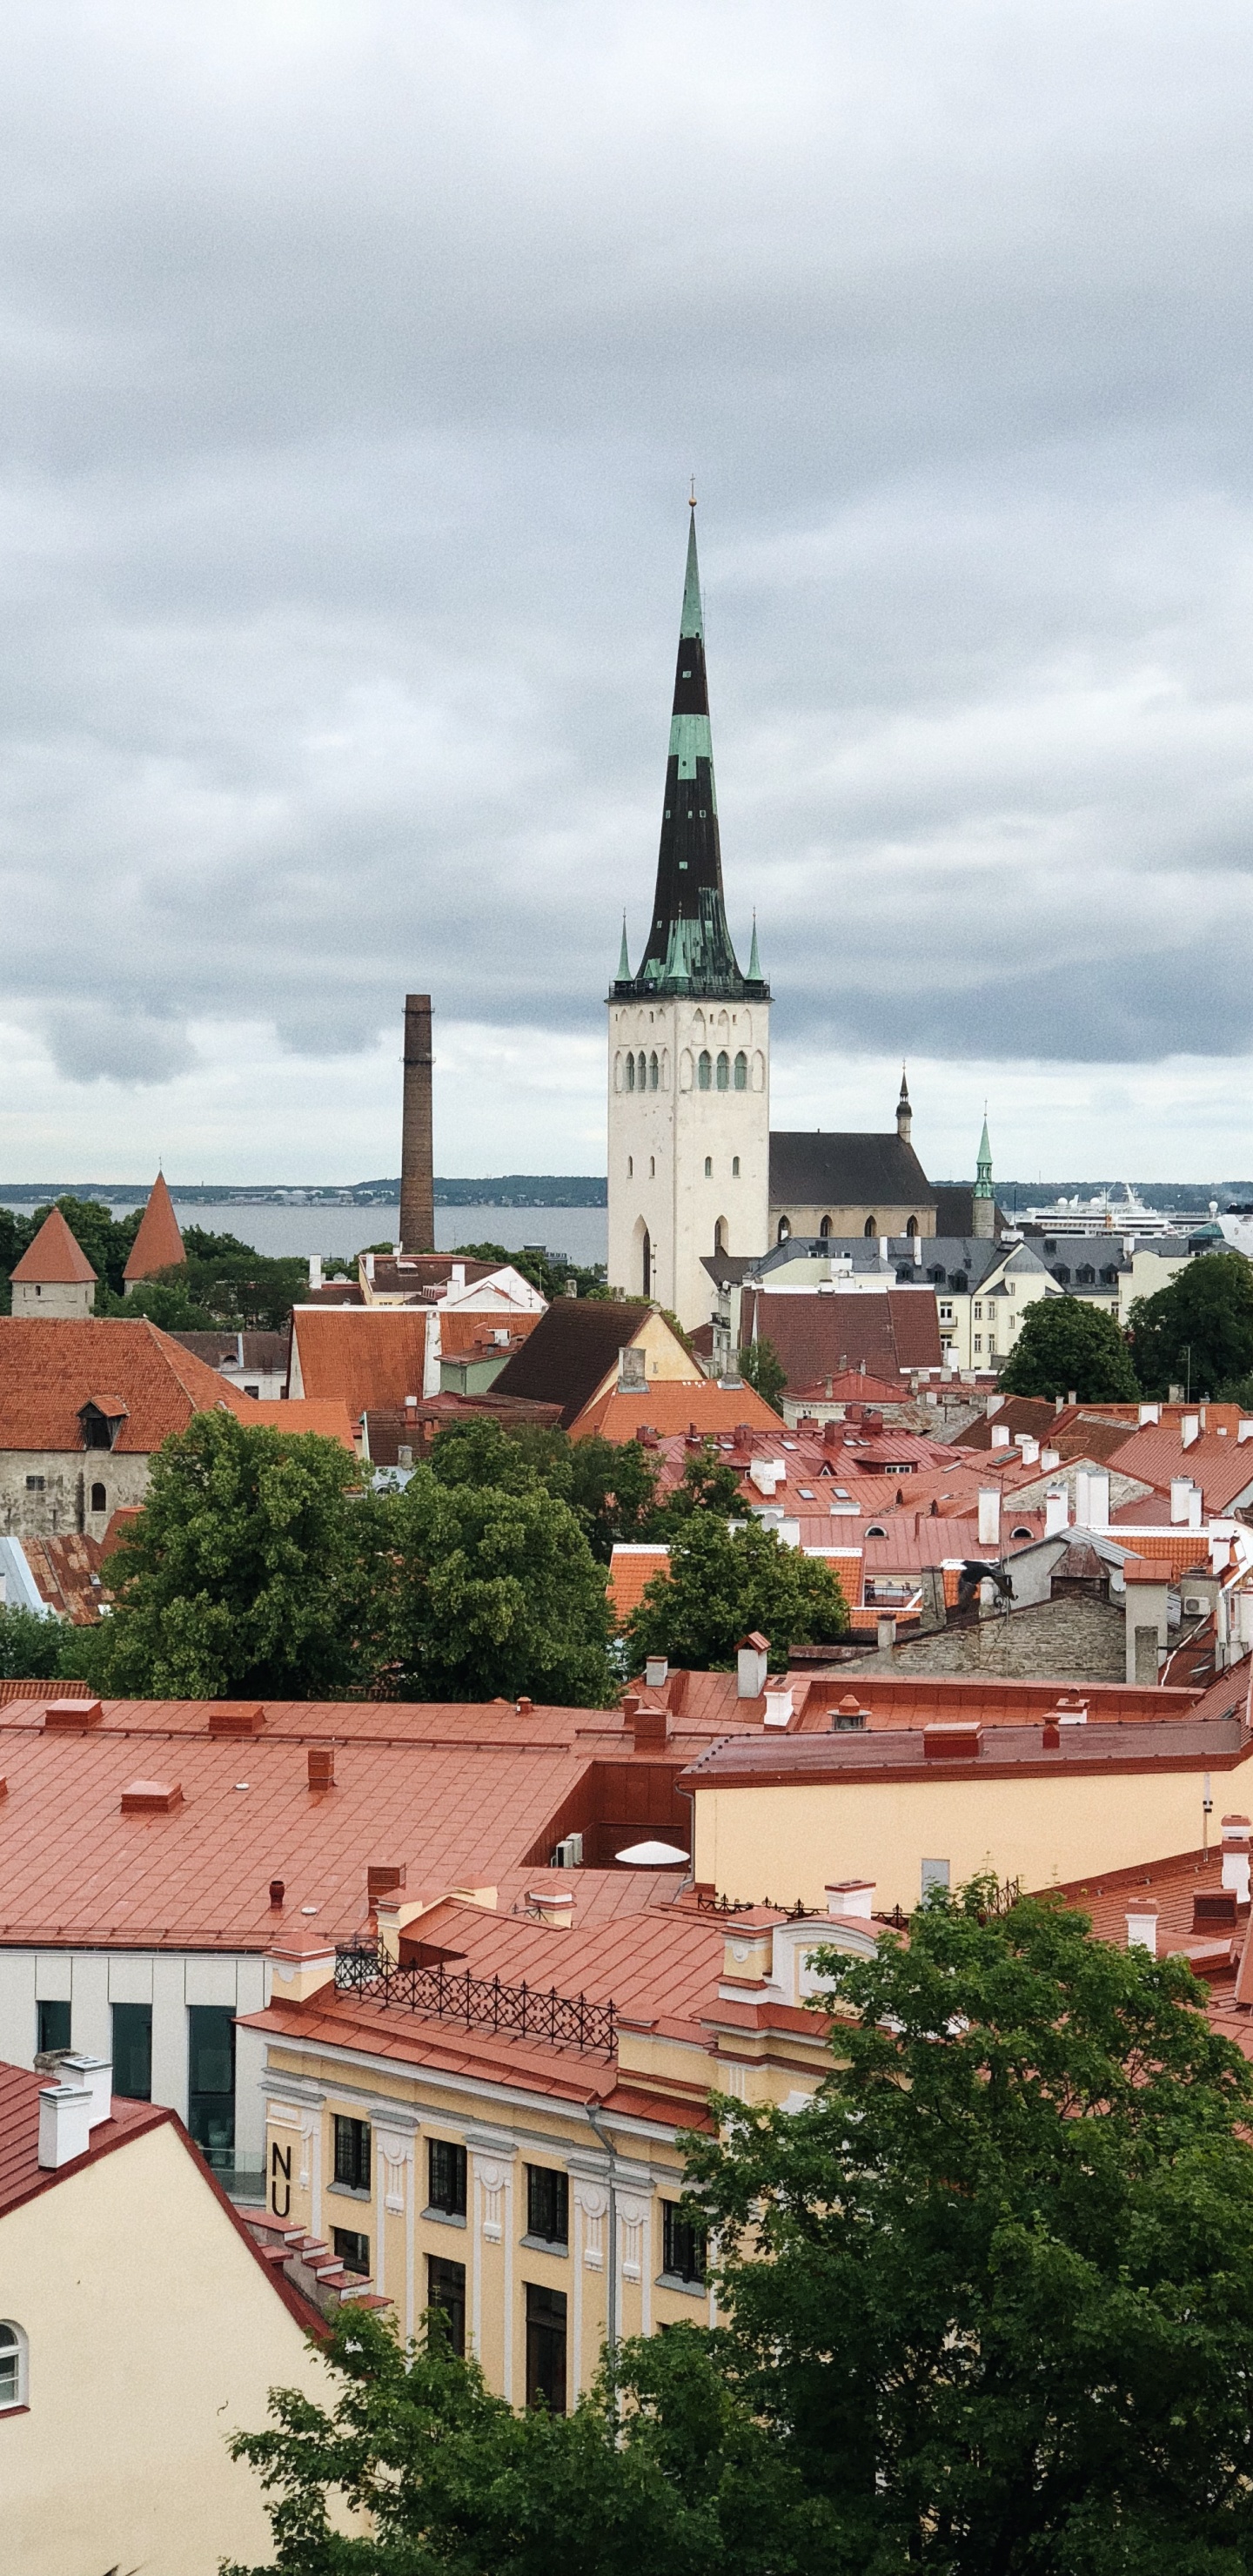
[452,1263,466,1290]
[912,1232,922,1265]
[1222,1815,1251,1902]
[826,1880,874,1918]
[1040,1447,1060,1470]
[876,1614,897,1653]
[737,1635,769,1698]
[763,1685,794,1727]
[977,1488,1001,1546]
[63,2055,112,2130]
[1017,1436,1040,1466]
[1189,1487,1203,1531]
[308,1254,323,1292]
[644,1654,668,1689]
[991,1425,1011,1449]
[1125,1901,1158,1955]
[1240,1421,1253,1445]
[1086,1472,1109,1531]
[749,1458,786,1498]
[1139,1402,1160,1426]
[1170,1477,1194,1524]
[1182,1413,1200,1450]
[38,2080,93,2170]
[1044,1487,1069,1537]
[986,1394,1005,1417]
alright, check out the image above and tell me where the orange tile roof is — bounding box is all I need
[246,1398,357,1452]
[573,1382,782,1442]
[438,1309,543,1358]
[607,1545,671,1620]
[290,1307,430,1415]
[10,1207,97,1285]
[0,2062,169,2217]
[123,1174,186,1281]
[20,1530,110,1623]
[1106,1415,1253,1515]
[0,1318,255,1452]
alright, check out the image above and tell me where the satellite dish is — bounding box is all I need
[614,1838,689,1867]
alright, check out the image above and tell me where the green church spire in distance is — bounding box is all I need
[975,1112,994,1198]
[748,910,761,979]
[617,912,631,981]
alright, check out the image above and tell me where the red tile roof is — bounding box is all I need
[123,1174,186,1281]
[246,1398,357,1451]
[1105,1413,1253,1514]
[682,1707,1250,1792]
[10,1208,97,1285]
[607,1546,671,1620]
[573,1382,782,1442]
[742,1289,941,1391]
[0,1318,255,1452]
[0,2061,169,2219]
[438,1309,543,1358]
[289,1308,430,1415]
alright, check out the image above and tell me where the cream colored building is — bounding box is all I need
[0,2056,335,2576]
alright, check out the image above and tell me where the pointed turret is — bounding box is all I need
[617,914,631,982]
[896,1065,912,1144]
[9,1205,97,1317]
[124,1173,187,1286]
[613,505,767,1001]
[972,1115,995,1239]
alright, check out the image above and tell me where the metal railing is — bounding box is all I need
[334,1944,618,2056]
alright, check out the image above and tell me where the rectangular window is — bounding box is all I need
[332,2226,370,2277]
[662,2202,707,2285]
[188,2004,236,2162]
[428,2137,467,2217]
[333,2114,372,2193]
[921,1858,951,1897]
[974,1301,982,1320]
[427,2254,466,2358]
[24,1474,45,1492]
[111,2002,152,2102]
[973,1335,982,1354]
[37,1997,71,2056]
[938,1303,953,1323]
[526,2165,569,2246]
[525,2282,567,2412]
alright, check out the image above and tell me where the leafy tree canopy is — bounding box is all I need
[685,1880,1253,2575]
[451,1239,610,1302]
[1129,1249,1253,1399]
[0,1195,143,1308]
[648,1439,747,1534]
[76,1411,388,1701]
[625,1512,848,1671]
[0,1603,66,1680]
[997,1293,1138,1400]
[736,1336,786,1413]
[112,1278,219,1332]
[425,1414,659,1561]
[389,1462,615,1705]
[224,2306,826,2576]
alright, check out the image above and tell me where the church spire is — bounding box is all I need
[613,503,767,1001]
[896,1063,912,1144]
[975,1112,994,1197]
[972,1110,995,1239]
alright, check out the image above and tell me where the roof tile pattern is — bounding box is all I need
[123,1174,186,1281]
[491,1301,655,1427]
[0,1318,255,1452]
[10,1208,97,1285]
[290,1309,430,1415]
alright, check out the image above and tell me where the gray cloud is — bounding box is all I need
[2,1,1253,1127]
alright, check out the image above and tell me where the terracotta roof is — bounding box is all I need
[19,1530,110,1623]
[10,1207,97,1286]
[769,1131,936,1212]
[742,1289,941,1390]
[0,2061,169,2219]
[438,1309,543,1358]
[1105,1413,1253,1514]
[367,1255,499,1297]
[168,1331,290,1374]
[607,1545,671,1619]
[0,1318,255,1453]
[246,1399,357,1451]
[682,1710,1250,1793]
[289,1308,430,1415]
[491,1301,656,1429]
[123,1174,186,1281]
[953,1398,1061,1451]
[794,1367,912,1406]
[361,1392,564,1467]
[574,1381,781,1443]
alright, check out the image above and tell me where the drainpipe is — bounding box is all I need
[585,2103,618,2358]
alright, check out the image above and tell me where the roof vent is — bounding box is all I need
[527,1887,574,1929]
[120,1779,183,1815]
[623,1691,669,1747]
[368,1864,405,1899]
[307,1746,335,1790]
[269,1878,285,1909]
[44,1697,103,1730]
[208,1702,265,1735]
[832,1694,868,1732]
[922,1722,982,1760]
[1193,1888,1238,1933]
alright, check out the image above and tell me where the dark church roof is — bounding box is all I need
[934,1185,1008,1238]
[490,1298,653,1429]
[769,1131,936,1213]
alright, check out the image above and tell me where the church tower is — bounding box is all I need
[972,1114,996,1239]
[607,504,770,1329]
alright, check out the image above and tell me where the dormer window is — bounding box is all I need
[79,1399,127,1453]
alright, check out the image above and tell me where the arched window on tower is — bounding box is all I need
[819,1215,833,1240]
[864,1216,878,1238]
[90,1482,106,1514]
[734,1050,747,1090]
[625,1053,635,1092]
[714,1218,727,1252]
[715,1050,730,1090]
[641,1230,651,1296]
[732,1156,740,1177]
[704,1157,713,1177]
[637,1051,647,1090]
[906,1216,919,1238]
[648,1050,659,1090]
[697,1050,712,1090]
[777,1217,791,1244]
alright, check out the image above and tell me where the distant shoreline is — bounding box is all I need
[0,1175,609,1209]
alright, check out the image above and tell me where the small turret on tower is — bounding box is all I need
[124,1174,186,1291]
[896,1066,912,1144]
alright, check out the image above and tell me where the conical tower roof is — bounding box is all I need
[974,1116,995,1198]
[613,505,767,1003]
[10,1205,97,1285]
[124,1173,187,1281]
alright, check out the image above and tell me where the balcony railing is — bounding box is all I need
[334,1944,618,2056]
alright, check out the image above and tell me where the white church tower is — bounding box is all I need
[607,503,770,1330]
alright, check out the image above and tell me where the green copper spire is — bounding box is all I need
[611,501,767,1003]
[974,1113,994,1199]
[617,912,631,980]
[747,910,761,979]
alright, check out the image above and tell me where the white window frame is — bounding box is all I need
[0,2321,28,2412]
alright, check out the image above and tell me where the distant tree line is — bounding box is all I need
[1000,1249,1253,1404]
[0,1195,305,1329]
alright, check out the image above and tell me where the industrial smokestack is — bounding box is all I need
[399,993,434,1253]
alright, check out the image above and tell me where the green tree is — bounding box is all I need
[647,1439,747,1534]
[685,1880,1253,2574]
[0,1603,64,1680]
[996,1294,1138,1400]
[451,1238,611,1302]
[426,1414,659,1560]
[625,1513,848,1670]
[1128,1250,1253,1399]
[390,1463,615,1705]
[224,2305,823,2576]
[77,1411,388,1700]
[112,1278,219,1332]
[736,1337,786,1413]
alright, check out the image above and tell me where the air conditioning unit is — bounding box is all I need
[1183,1593,1208,1617]
[552,1833,584,1869]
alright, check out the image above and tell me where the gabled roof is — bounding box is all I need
[10,1207,97,1285]
[741,1288,941,1389]
[0,1318,255,1452]
[573,1380,781,1443]
[123,1174,186,1281]
[769,1132,937,1212]
[288,1307,430,1416]
[491,1299,655,1429]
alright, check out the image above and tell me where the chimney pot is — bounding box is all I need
[367,1864,405,1899]
[1126,1901,1158,1954]
[307,1746,335,1790]
[270,1878,285,1908]
[516,1696,533,1715]
[38,2081,93,2170]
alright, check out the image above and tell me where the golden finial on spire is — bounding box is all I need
[688,476,697,508]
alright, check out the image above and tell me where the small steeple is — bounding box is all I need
[896,1063,911,1144]
[612,503,767,1002]
[748,910,761,980]
[617,913,631,981]
[972,1111,995,1239]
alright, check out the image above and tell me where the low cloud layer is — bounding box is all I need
[2,1,1253,1178]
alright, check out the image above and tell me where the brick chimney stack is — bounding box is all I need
[399,992,435,1254]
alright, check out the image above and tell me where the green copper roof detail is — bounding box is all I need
[617,913,631,980]
[748,912,761,979]
[974,1115,995,1197]
[680,504,704,641]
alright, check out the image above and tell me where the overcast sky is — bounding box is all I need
[3,1,1253,1185]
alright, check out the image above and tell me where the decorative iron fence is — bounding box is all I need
[334,1945,618,2056]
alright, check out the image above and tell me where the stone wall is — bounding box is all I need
[0,1449,152,1540]
[852,1593,1128,1684]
